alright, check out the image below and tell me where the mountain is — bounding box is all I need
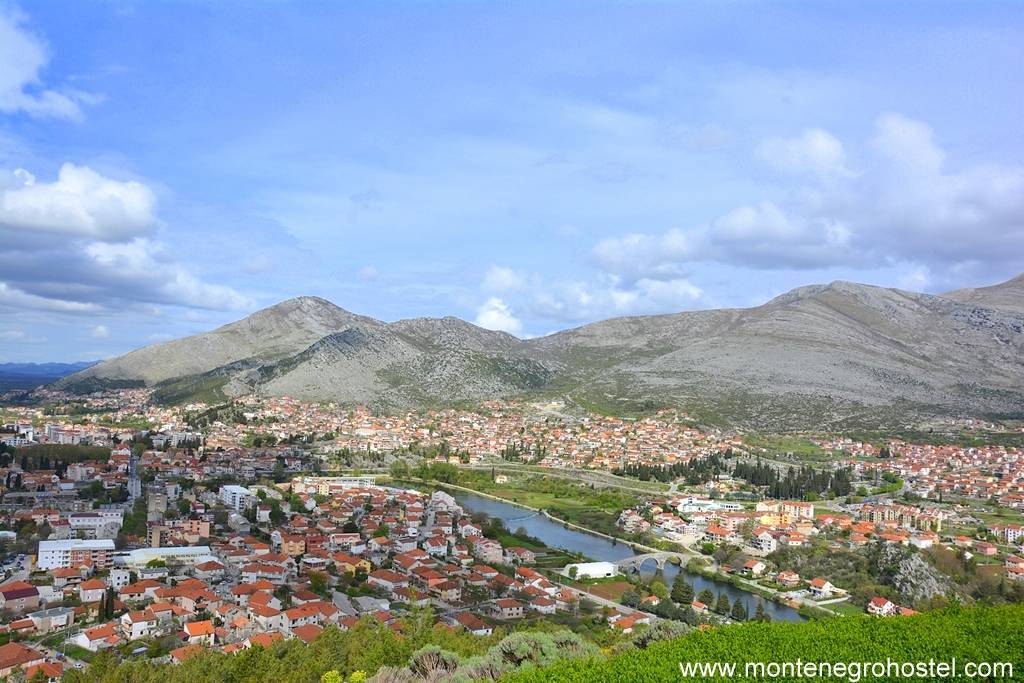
[943,273,1024,314]
[55,275,1024,429]
[59,297,376,391]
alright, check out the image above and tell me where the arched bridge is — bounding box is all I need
[615,551,691,573]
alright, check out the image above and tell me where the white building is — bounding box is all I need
[37,539,115,570]
[68,511,123,539]
[563,561,618,579]
[219,484,253,511]
[118,546,215,568]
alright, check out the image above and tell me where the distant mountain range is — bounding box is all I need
[54,274,1024,429]
[0,361,98,392]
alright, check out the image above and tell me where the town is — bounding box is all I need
[0,391,1022,680]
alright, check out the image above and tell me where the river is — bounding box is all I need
[454,491,805,623]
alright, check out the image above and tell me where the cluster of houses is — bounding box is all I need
[0,477,600,677]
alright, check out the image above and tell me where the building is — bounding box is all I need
[118,546,215,568]
[37,539,115,570]
[0,581,41,615]
[68,510,124,539]
[563,561,618,579]
[219,485,253,511]
[0,642,45,679]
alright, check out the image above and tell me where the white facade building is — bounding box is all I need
[219,484,253,511]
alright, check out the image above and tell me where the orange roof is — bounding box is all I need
[170,644,205,662]
[291,624,323,643]
[184,620,215,636]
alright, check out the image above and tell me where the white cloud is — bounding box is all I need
[590,114,1024,280]
[0,163,157,240]
[0,282,100,313]
[0,8,87,120]
[0,330,25,340]
[481,266,525,293]
[477,269,704,326]
[0,158,253,315]
[90,324,109,339]
[474,297,523,336]
[84,238,254,311]
[871,112,944,174]
[757,128,849,178]
[358,265,378,280]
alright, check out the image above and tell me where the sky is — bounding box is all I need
[1,1,1022,362]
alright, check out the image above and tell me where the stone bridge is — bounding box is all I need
[615,551,690,573]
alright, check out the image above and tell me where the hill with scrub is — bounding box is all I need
[58,606,1024,683]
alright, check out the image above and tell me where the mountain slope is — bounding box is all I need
[943,273,1024,314]
[55,275,1024,427]
[58,297,378,389]
[534,281,1024,426]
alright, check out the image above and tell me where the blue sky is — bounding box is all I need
[1,1,1022,361]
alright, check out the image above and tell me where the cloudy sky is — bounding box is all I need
[1,1,1022,361]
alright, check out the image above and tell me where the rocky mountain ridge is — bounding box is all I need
[57,274,1024,428]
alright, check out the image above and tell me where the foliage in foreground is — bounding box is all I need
[504,605,1024,682]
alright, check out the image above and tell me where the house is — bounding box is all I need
[529,596,556,614]
[0,642,45,679]
[120,610,158,640]
[0,581,41,615]
[867,596,897,616]
[808,578,836,599]
[184,619,216,645]
[742,559,767,577]
[25,662,64,683]
[494,598,524,619]
[284,605,322,633]
[367,569,408,595]
[74,622,121,651]
[28,606,75,633]
[776,570,801,588]
[611,613,652,633]
[194,560,226,582]
[169,644,205,663]
[503,547,536,565]
[292,623,323,644]
[752,529,778,553]
[455,612,492,636]
[472,538,503,564]
[79,578,107,604]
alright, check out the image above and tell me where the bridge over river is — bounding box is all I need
[615,551,693,573]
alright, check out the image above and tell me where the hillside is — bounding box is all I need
[55,274,1024,428]
[57,606,1024,683]
[505,606,1024,683]
[944,273,1024,314]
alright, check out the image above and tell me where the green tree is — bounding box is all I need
[731,599,748,621]
[698,588,715,606]
[671,574,694,605]
[715,593,731,615]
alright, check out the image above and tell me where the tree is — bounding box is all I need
[730,599,748,621]
[755,601,770,622]
[567,566,578,580]
[649,579,669,601]
[698,588,715,606]
[309,571,329,596]
[620,589,641,608]
[715,593,731,615]
[671,574,694,605]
